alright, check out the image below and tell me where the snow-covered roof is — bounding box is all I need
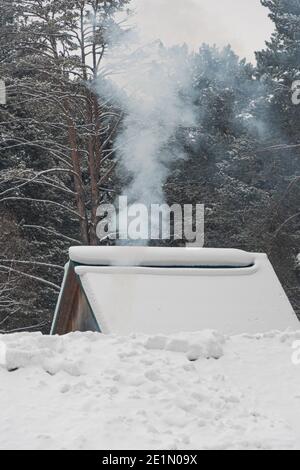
[51,247,298,336]
[74,255,298,335]
[69,246,255,268]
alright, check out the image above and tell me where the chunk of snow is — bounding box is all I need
[144,330,225,360]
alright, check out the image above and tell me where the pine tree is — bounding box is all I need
[257,0,300,82]
[256,0,300,136]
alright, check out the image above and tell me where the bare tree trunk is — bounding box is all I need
[86,91,100,245]
[65,102,89,244]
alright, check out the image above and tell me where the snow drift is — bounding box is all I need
[1,329,300,450]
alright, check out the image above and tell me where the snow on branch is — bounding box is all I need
[22,225,81,245]
[0,260,64,271]
[0,265,61,291]
[0,196,83,219]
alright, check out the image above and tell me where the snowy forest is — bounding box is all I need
[0,0,299,334]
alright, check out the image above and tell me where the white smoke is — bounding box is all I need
[97,35,196,239]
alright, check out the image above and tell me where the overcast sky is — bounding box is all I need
[130,0,274,62]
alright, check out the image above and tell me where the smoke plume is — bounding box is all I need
[97,35,196,223]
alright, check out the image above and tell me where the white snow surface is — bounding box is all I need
[69,246,255,267]
[1,329,300,450]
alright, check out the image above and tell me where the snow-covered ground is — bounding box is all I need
[0,329,300,450]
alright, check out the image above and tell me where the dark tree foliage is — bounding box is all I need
[255,0,300,312]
